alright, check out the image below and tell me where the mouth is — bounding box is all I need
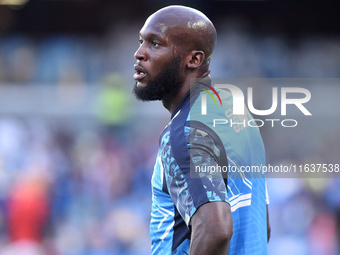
[134,65,147,81]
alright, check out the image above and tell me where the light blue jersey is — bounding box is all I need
[150,81,269,254]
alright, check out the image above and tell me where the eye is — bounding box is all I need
[138,39,143,44]
[151,41,160,47]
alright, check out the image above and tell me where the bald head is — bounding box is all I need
[143,5,217,63]
[133,6,216,107]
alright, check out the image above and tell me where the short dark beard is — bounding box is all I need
[133,57,182,101]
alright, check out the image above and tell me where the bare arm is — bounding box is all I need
[189,201,233,255]
[267,205,271,243]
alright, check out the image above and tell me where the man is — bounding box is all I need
[133,5,270,255]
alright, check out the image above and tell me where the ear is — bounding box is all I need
[186,50,205,69]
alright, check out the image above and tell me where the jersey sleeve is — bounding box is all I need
[161,125,229,227]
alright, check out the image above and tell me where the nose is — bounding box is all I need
[134,44,147,61]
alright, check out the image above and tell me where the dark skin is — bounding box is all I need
[134,6,215,113]
[134,5,270,254]
[267,204,271,242]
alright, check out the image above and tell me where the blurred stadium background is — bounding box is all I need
[0,0,339,254]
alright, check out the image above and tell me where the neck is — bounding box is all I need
[161,82,189,114]
[162,74,210,115]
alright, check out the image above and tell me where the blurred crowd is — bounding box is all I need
[0,18,339,255]
[1,21,340,84]
[0,118,156,255]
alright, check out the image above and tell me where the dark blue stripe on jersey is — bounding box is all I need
[159,125,171,147]
[169,82,227,251]
[172,206,191,250]
[158,125,171,195]
[170,91,211,206]
[162,171,169,195]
